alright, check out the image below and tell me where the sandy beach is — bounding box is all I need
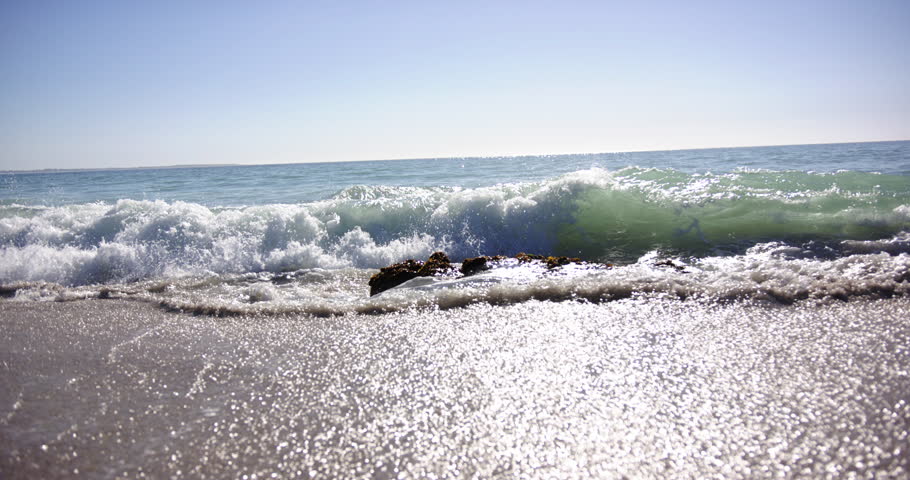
[3,0,909,477]
[2,297,908,479]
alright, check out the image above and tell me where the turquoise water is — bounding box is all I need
[4,141,909,206]
[1,141,909,312]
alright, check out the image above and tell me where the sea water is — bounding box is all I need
[1,141,909,313]
[2,141,910,478]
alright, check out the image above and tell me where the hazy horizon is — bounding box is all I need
[2,139,907,174]
[2,1,908,171]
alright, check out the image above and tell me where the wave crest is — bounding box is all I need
[1,168,909,286]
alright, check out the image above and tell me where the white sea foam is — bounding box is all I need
[1,169,908,290]
[895,204,910,220]
[21,245,894,316]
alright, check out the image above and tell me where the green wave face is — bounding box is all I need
[2,167,909,287]
[555,169,910,261]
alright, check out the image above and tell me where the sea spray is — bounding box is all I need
[2,167,908,288]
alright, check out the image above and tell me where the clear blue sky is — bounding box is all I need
[1,0,908,170]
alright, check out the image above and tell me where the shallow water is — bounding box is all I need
[2,297,908,479]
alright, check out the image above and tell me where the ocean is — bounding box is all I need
[2,141,909,478]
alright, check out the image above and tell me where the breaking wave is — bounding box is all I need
[1,167,908,297]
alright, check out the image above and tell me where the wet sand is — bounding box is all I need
[1,297,909,479]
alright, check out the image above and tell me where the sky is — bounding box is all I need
[1,0,908,170]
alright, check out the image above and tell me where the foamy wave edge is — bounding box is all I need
[5,245,909,316]
[2,167,909,287]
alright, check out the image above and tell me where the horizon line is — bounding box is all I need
[2,138,908,174]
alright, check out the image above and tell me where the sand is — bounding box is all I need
[2,297,909,479]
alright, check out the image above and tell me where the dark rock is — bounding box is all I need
[544,256,583,269]
[417,251,455,276]
[460,255,506,276]
[370,251,600,296]
[517,252,582,269]
[368,259,423,296]
[515,252,546,263]
[368,252,455,296]
[460,256,488,276]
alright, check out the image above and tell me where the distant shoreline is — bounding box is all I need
[2,139,907,174]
